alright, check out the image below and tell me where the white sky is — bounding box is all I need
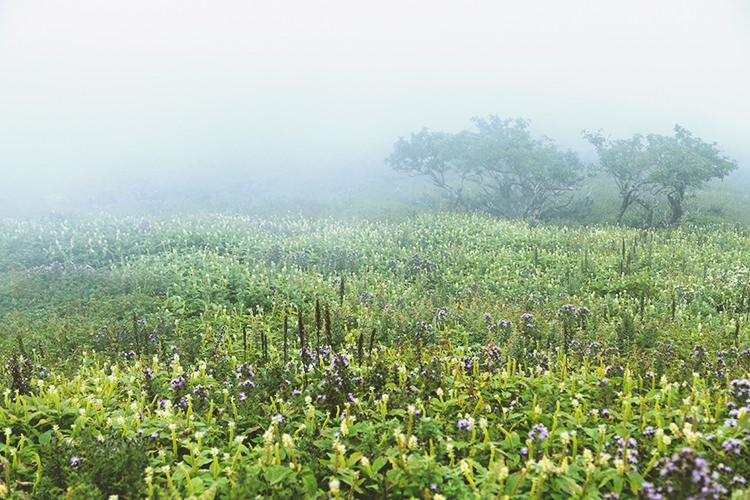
[1,0,749,184]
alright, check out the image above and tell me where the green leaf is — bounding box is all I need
[191,476,204,492]
[265,465,294,485]
[301,472,317,496]
[37,430,52,445]
[372,456,389,474]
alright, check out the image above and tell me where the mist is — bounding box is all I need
[1,0,749,217]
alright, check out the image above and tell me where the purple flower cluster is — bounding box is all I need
[169,375,186,389]
[604,434,639,472]
[721,438,743,455]
[528,423,549,442]
[556,303,590,318]
[729,378,750,405]
[457,419,472,431]
[642,448,730,499]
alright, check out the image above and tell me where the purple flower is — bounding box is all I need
[457,419,472,431]
[70,456,82,467]
[528,423,549,442]
[722,438,743,454]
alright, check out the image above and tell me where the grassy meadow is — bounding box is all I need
[1,212,750,498]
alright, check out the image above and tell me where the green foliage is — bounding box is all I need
[1,213,750,497]
[387,116,589,220]
[586,125,738,226]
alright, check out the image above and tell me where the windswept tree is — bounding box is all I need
[387,116,587,220]
[649,126,737,225]
[586,125,737,226]
[583,131,657,226]
[386,128,469,209]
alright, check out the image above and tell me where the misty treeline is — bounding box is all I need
[386,116,737,226]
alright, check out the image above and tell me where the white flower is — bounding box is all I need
[329,478,341,494]
[408,435,418,449]
[282,433,294,448]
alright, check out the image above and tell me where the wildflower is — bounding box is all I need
[457,418,472,431]
[263,428,274,446]
[722,438,743,454]
[70,456,82,467]
[459,459,472,476]
[560,431,570,446]
[614,458,625,475]
[408,435,418,449]
[329,478,341,495]
[539,455,555,473]
[528,423,549,442]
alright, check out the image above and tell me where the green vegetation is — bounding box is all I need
[386,117,588,220]
[1,212,750,497]
[585,126,738,226]
[388,116,737,227]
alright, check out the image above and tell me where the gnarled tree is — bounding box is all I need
[387,116,587,220]
[586,125,737,226]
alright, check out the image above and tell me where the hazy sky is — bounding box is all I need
[1,0,749,186]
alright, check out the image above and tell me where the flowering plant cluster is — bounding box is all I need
[1,213,750,496]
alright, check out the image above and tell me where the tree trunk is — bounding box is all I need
[616,192,633,225]
[667,192,683,225]
[643,205,654,228]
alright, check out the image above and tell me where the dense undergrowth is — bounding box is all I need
[1,212,749,498]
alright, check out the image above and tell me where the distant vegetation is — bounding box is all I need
[388,117,738,227]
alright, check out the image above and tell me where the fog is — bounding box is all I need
[1,1,749,216]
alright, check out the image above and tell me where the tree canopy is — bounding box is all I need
[387,116,587,220]
[585,125,738,226]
